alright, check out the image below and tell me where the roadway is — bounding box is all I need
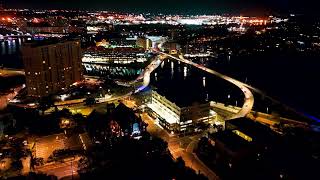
[130,57,163,93]
[136,50,255,179]
[157,52,254,120]
[44,56,162,109]
[130,49,253,179]
[124,99,219,179]
[242,82,314,123]
[171,53,310,125]
[0,68,25,77]
[140,113,219,180]
[32,133,85,179]
[36,157,79,179]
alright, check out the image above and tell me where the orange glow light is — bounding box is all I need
[32,18,40,23]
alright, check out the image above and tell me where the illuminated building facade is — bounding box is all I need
[22,39,83,97]
[147,90,216,133]
[136,37,152,51]
[163,41,181,54]
[82,47,147,64]
[22,26,86,34]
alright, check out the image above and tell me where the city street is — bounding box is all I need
[141,113,219,180]
[0,68,25,77]
[0,4,319,180]
[45,56,162,113]
[36,157,79,179]
[172,53,254,119]
[32,133,85,179]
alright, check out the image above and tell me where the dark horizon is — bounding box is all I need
[2,0,318,16]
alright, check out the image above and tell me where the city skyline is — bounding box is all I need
[0,2,319,180]
[4,0,317,15]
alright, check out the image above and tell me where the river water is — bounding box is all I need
[149,59,244,108]
[191,53,320,121]
[1,38,319,121]
[0,38,26,68]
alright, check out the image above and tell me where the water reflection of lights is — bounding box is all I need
[183,66,187,78]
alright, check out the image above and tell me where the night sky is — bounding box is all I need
[4,0,318,15]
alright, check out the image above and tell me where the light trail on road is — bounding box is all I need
[158,52,254,120]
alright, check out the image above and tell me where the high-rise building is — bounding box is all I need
[136,37,152,51]
[22,39,83,97]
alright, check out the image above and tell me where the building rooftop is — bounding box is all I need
[226,117,277,143]
[147,101,179,124]
[211,130,251,153]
